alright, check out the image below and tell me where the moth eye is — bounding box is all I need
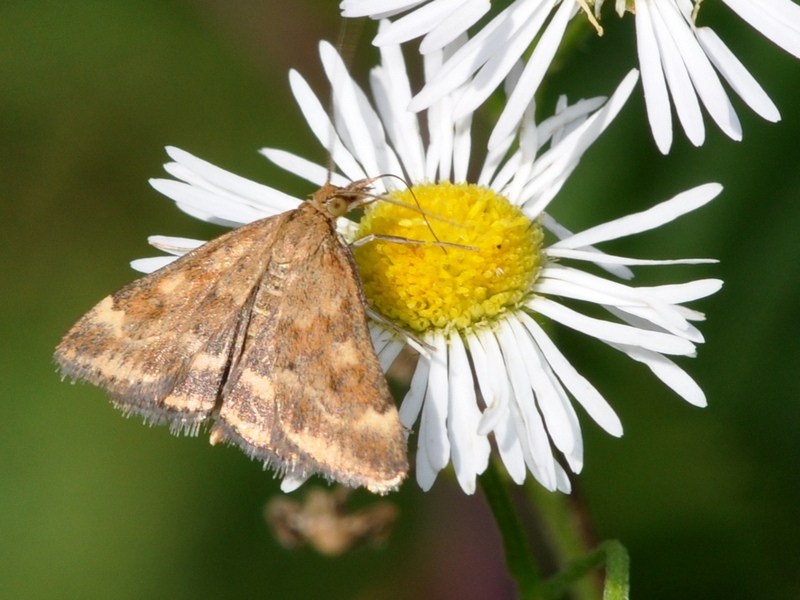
[328,197,348,217]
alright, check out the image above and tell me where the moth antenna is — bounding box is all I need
[348,178,465,230]
[324,21,350,185]
[322,28,448,256]
[335,15,365,79]
[376,174,447,254]
[324,17,366,185]
[347,175,478,255]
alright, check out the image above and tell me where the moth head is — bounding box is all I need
[310,179,377,218]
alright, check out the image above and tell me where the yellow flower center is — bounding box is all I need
[353,182,544,334]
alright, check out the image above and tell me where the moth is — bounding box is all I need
[54,180,408,494]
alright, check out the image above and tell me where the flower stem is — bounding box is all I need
[524,479,631,599]
[524,480,600,599]
[478,460,542,599]
[481,463,631,599]
[542,540,630,600]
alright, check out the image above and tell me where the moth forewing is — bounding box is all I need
[54,180,408,494]
[54,215,286,421]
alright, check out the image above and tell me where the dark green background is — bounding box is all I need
[2,1,799,598]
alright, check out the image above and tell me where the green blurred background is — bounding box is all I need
[2,1,799,598]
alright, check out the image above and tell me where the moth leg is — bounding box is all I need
[365,306,433,357]
[350,233,477,252]
[350,233,471,356]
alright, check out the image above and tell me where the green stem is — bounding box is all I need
[542,540,630,600]
[524,478,631,599]
[523,480,600,600]
[478,460,542,599]
[483,464,631,600]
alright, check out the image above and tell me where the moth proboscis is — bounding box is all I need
[54,179,408,494]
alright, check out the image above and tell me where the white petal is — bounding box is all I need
[452,112,473,183]
[546,367,584,472]
[370,37,427,181]
[538,265,701,336]
[420,0,491,53]
[373,1,452,45]
[535,273,685,331]
[605,303,704,344]
[493,411,527,484]
[418,331,451,471]
[377,338,405,372]
[130,256,178,274]
[423,49,457,181]
[508,392,558,491]
[646,0,706,146]
[399,350,431,428]
[455,0,557,122]
[147,235,204,255]
[503,106,538,201]
[447,334,491,494]
[486,0,574,148]
[529,296,696,355]
[519,313,623,436]
[721,0,800,58]
[469,330,510,434]
[536,97,607,148]
[605,342,707,407]
[550,182,722,249]
[507,317,579,461]
[519,70,639,216]
[372,0,484,50]
[149,179,264,225]
[259,148,345,189]
[553,463,572,493]
[409,0,538,112]
[485,148,523,193]
[535,276,641,310]
[320,42,401,179]
[163,146,299,214]
[654,0,741,140]
[415,438,439,491]
[497,319,557,490]
[545,247,717,266]
[369,323,390,352]
[288,70,368,183]
[695,27,780,122]
[635,0,674,152]
[638,279,723,304]
[542,214,634,279]
[341,0,427,19]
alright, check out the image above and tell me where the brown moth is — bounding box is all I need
[54,180,408,494]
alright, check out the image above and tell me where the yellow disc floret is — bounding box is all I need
[353,182,544,334]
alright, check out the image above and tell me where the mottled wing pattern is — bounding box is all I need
[54,213,291,432]
[212,203,408,493]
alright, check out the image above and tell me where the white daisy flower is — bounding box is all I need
[341,0,798,153]
[143,39,721,495]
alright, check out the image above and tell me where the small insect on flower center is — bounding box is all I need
[353,182,544,334]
